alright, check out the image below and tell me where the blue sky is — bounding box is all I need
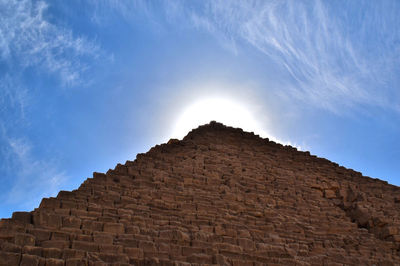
[0,0,399,217]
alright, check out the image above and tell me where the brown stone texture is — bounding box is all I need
[1,121,400,265]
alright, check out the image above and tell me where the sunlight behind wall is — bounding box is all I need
[171,97,269,140]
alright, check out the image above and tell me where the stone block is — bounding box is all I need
[93,232,113,244]
[65,258,88,266]
[41,240,69,249]
[81,220,103,231]
[62,249,86,260]
[214,225,225,235]
[182,246,204,256]
[125,225,140,234]
[57,191,75,200]
[99,244,123,254]
[72,241,99,252]
[124,247,144,259]
[324,189,336,199]
[51,231,71,241]
[29,228,51,242]
[382,225,398,238]
[60,200,77,209]
[62,216,81,229]
[44,258,64,266]
[39,198,61,209]
[237,238,254,251]
[20,254,39,266]
[0,251,21,266]
[138,240,156,252]
[12,212,32,224]
[214,243,242,253]
[15,233,35,246]
[33,212,61,228]
[98,253,129,263]
[213,254,229,265]
[103,222,124,234]
[42,248,62,259]
[23,246,42,256]
[187,254,213,264]
[73,234,92,242]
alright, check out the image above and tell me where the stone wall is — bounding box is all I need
[1,121,399,265]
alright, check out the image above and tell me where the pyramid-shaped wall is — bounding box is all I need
[1,122,400,265]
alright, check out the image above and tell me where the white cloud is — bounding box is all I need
[0,0,100,86]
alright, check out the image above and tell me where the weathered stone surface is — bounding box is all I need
[14,233,35,246]
[0,251,20,265]
[103,222,124,234]
[20,254,39,266]
[1,122,400,265]
[11,212,32,224]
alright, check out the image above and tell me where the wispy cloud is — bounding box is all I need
[0,0,103,216]
[183,1,400,113]
[88,0,156,26]
[151,0,399,113]
[0,0,101,86]
[0,74,28,122]
[0,130,67,213]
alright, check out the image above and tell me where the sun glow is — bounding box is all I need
[171,97,269,140]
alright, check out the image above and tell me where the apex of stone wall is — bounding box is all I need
[1,122,400,265]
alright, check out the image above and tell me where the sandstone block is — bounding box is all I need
[98,253,129,263]
[182,246,205,256]
[237,229,251,238]
[20,254,39,266]
[213,254,229,265]
[41,240,69,249]
[65,258,88,266]
[44,258,64,266]
[214,243,242,253]
[82,220,103,231]
[42,248,62,259]
[93,232,113,244]
[15,233,35,246]
[352,204,370,227]
[103,222,124,234]
[237,238,254,251]
[62,249,86,260]
[29,228,51,241]
[61,200,77,209]
[12,212,32,224]
[40,198,61,209]
[33,212,61,228]
[23,246,42,256]
[124,247,144,259]
[62,216,81,229]
[74,234,92,242]
[99,244,123,254]
[138,240,156,252]
[57,191,75,200]
[51,231,71,241]
[0,251,21,266]
[382,225,398,238]
[72,241,99,252]
[187,254,213,264]
[54,208,70,216]
[324,189,336,199]
[125,225,140,234]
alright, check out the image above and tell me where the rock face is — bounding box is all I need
[1,121,400,265]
